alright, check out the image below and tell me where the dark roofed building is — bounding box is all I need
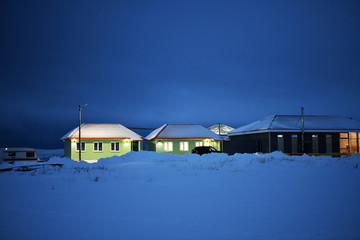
[224,115,360,155]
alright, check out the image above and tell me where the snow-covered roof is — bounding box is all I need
[208,124,235,135]
[145,124,223,140]
[61,124,143,141]
[2,148,36,152]
[229,115,360,136]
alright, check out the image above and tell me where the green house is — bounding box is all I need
[61,123,143,161]
[145,124,223,155]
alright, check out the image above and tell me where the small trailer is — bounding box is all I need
[0,148,40,163]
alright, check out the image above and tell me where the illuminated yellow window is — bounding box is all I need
[179,142,189,151]
[340,133,349,154]
[340,132,358,154]
[340,133,348,138]
[195,141,203,147]
[349,132,358,153]
[164,142,173,152]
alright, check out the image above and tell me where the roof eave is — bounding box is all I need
[229,129,360,136]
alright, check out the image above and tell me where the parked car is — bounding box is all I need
[191,146,220,155]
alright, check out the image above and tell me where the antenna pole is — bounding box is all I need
[301,107,304,153]
[79,105,82,161]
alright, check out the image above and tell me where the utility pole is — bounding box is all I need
[78,104,87,161]
[301,107,304,154]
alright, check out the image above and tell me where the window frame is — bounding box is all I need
[93,141,103,152]
[325,134,333,154]
[291,135,298,153]
[195,141,203,147]
[164,141,173,152]
[277,134,284,152]
[110,142,120,152]
[179,141,189,152]
[340,132,350,154]
[312,134,319,153]
[76,142,86,152]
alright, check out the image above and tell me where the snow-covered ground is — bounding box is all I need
[1,151,360,240]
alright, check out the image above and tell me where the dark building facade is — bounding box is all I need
[224,115,360,155]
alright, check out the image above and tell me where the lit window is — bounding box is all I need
[180,141,189,151]
[111,142,120,152]
[340,133,349,139]
[349,132,357,139]
[349,132,358,153]
[93,142,103,152]
[8,152,16,157]
[195,141,203,147]
[164,142,173,152]
[76,142,86,152]
[340,132,349,154]
[339,132,358,154]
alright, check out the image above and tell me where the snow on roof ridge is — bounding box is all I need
[152,124,168,139]
[144,124,167,140]
[164,124,201,125]
[229,115,360,136]
[145,124,223,140]
[61,123,143,140]
[274,114,352,118]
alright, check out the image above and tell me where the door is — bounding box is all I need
[132,141,139,151]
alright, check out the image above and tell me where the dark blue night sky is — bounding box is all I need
[1,0,360,148]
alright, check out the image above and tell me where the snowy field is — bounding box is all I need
[1,151,360,240]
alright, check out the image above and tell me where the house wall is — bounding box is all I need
[68,139,139,161]
[224,133,270,155]
[146,140,156,151]
[64,139,71,158]
[147,139,221,155]
[270,132,340,154]
[225,132,341,155]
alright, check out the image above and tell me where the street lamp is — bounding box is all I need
[78,104,87,161]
